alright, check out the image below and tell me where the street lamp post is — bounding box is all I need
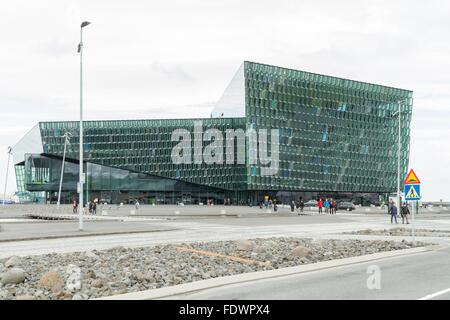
[397,101,402,211]
[57,132,72,210]
[78,21,91,231]
[392,99,408,210]
[3,146,12,205]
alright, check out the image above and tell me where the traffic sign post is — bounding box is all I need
[403,169,421,244]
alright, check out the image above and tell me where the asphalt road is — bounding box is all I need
[175,246,450,300]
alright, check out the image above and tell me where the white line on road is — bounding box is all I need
[418,288,450,300]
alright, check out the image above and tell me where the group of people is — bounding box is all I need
[388,200,411,224]
[259,199,279,212]
[88,199,98,215]
[316,198,337,214]
[71,199,98,214]
[290,199,305,214]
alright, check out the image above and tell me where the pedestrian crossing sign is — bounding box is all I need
[404,184,420,200]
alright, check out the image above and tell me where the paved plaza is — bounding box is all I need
[1,204,450,300]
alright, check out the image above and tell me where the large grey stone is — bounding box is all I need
[85,251,98,259]
[290,246,312,258]
[236,240,255,251]
[5,256,21,268]
[1,268,26,285]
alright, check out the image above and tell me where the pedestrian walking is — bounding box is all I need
[92,201,97,215]
[324,199,330,214]
[317,198,324,215]
[290,200,295,213]
[401,202,410,224]
[135,199,140,210]
[329,199,334,214]
[72,199,78,214]
[299,199,304,214]
[388,200,394,215]
[389,202,398,224]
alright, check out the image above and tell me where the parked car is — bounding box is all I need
[337,202,356,211]
[304,200,317,207]
[0,199,14,205]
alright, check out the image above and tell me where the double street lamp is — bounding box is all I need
[56,132,72,210]
[392,98,411,209]
[78,21,91,231]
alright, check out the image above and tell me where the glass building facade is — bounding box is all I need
[13,61,413,205]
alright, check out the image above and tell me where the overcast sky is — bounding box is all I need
[1,0,449,201]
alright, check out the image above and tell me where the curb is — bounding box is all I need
[96,244,443,300]
[0,228,177,243]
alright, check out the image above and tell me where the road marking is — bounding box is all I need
[175,246,265,265]
[418,288,450,300]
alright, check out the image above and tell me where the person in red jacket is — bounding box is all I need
[317,198,324,214]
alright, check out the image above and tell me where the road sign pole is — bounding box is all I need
[403,168,421,245]
[412,201,416,244]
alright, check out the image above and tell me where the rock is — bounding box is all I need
[134,271,156,282]
[84,270,97,279]
[53,291,65,299]
[91,279,104,288]
[290,246,312,258]
[85,251,98,259]
[72,293,89,300]
[0,268,26,285]
[63,292,73,300]
[252,245,265,254]
[7,287,17,295]
[16,295,36,300]
[112,289,128,295]
[37,271,65,293]
[5,256,21,268]
[0,289,9,299]
[117,254,130,262]
[236,240,254,251]
[66,264,82,292]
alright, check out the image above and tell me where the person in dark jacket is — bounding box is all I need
[290,200,295,213]
[401,202,410,224]
[389,202,398,224]
[72,200,78,214]
[299,199,304,213]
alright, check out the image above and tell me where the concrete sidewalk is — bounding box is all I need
[0,220,176,242]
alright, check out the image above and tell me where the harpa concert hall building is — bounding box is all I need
[13,61,413,205]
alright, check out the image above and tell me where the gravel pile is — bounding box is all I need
[345,228,450,237]
[0,237,425,300]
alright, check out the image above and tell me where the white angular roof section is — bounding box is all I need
[13,124,43,165]
[211,62,245,118]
